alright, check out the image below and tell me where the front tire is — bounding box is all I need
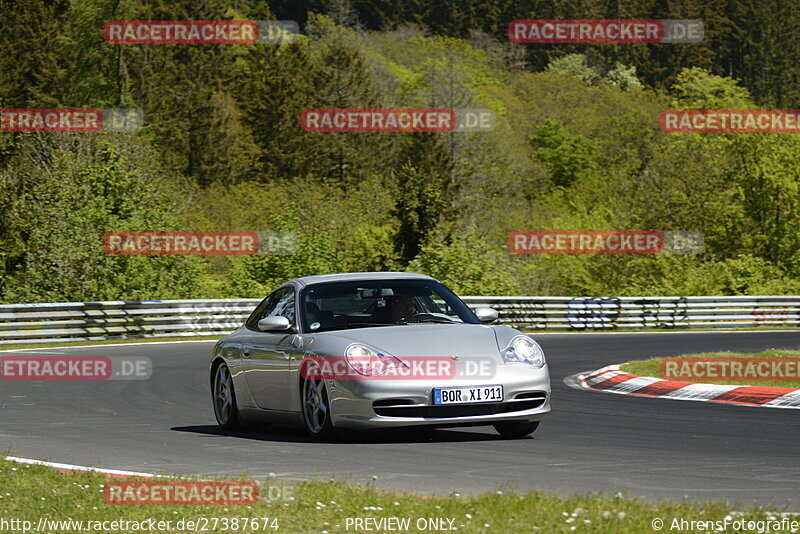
[213,362,242,430]
[494,421,539,438]
[301,375,338,440]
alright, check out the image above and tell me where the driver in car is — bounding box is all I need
[370,295,417,323]
[389,295,416,322]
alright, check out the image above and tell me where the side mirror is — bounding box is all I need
[257,316,293,332]
[475,307,499,324]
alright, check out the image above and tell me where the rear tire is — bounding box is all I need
[494,421,539,438]
[213,362,242,430]
[301,374,338,440]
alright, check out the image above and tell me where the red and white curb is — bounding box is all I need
[576,364,800,409]
[5,456,155,478]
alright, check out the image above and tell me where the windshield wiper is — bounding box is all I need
[343,322,397,329]
[407,318,455,324]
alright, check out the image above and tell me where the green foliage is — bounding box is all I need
[227,231,345,297]
[392,146,449,263]
[673,256,800,295]
[545,54,598,85]
[605,63,642,90]
[344,224,400,272]
[184,176,400,297]
[725,134,800,274]
[670,67,753,108]
[0,136,205,302]
[407,227,517,295]
[0,0,74,108]
[2,5,800,302]
[270,0,800,108]
[553,254,800,297]
[529,119,600,188]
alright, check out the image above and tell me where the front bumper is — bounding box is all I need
[327,363,551,429]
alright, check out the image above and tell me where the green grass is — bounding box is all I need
[621,349,800,388]
[0,458,795,533]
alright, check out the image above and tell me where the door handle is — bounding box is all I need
[243,349,251,358]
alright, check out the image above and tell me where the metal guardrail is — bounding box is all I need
[0,299,261,345]
[460,296,800,329]
[0,296,797,345]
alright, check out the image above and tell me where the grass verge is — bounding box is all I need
[0,457,796,533]
[620,349,800,388]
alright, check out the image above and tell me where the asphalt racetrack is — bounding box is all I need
[1,331,799,508]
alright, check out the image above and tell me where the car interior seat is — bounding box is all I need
[305,301,334,329]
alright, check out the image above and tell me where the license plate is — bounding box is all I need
[432,385,503,405]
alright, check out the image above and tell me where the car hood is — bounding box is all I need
[306,323,505,365]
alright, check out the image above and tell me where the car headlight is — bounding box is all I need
[344,343,405,376]
[502,335,546,368]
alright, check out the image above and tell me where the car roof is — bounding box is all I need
[288,272,436,288]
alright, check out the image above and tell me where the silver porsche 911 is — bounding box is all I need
[209,272,550,439]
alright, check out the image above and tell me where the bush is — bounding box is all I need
[407,227,518,295]
[0,135,206,302]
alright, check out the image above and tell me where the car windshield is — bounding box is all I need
[300,279,480,332]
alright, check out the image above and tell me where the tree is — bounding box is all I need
[669,67,752,108]
[606,62,642,90]
[115,0,253,185]
[530,119,600,188]
[407,225,517,295]
[0,135,205,302]
[545,54,599,85]
[305,14,386,184]
[392,162,447,263]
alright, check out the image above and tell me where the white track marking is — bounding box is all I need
[604,375,664,394]
[763,389,800,407]
[5,456,154,477]
[662,383,739,401]
[576,365,800,409]
[584,370,625,387]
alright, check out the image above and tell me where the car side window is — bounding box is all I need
[245,287,295,329]
[245,296,274,329]
[268,288,296,325]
